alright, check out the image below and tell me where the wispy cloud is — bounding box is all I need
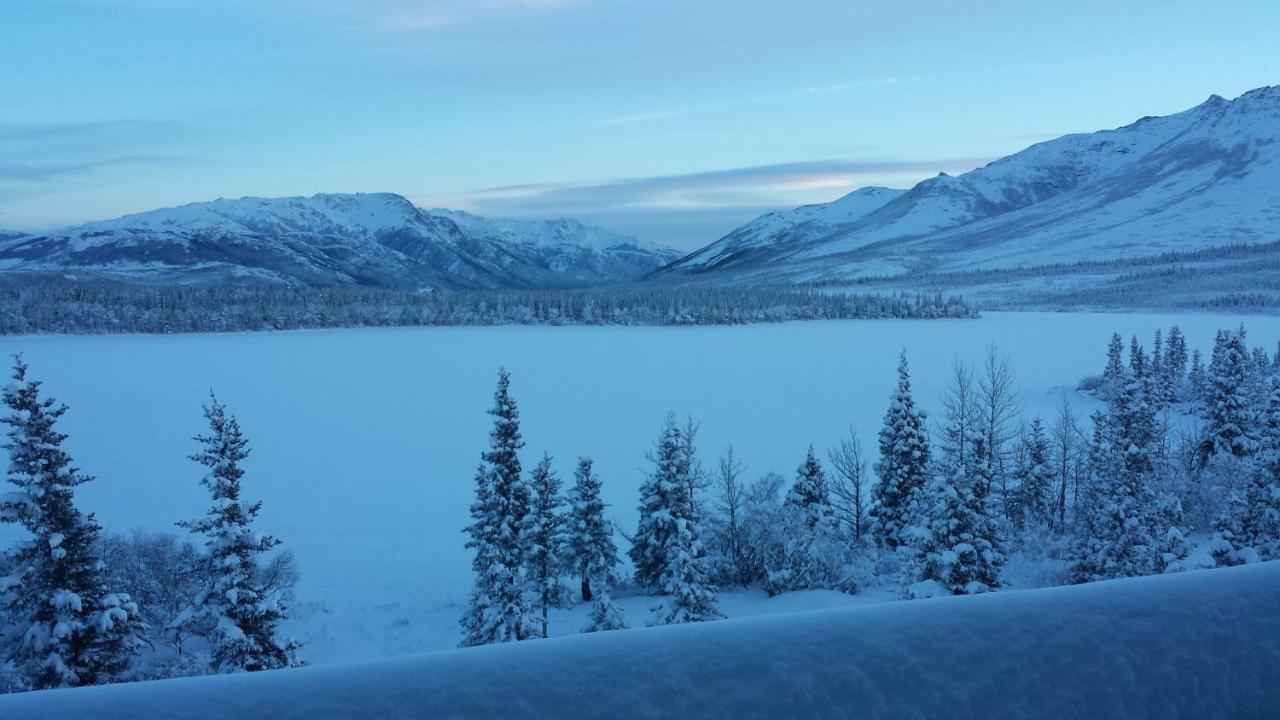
[0,119,197,187]
[414,155,987,248]
[594,76,917,127]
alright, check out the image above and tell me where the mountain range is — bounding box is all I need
[0,193,680,290]
[3,85,1278,304]
[656,85,1280,291]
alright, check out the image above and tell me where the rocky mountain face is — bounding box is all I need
[0,193,679,290]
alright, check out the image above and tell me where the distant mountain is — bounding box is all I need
[0,193,679,290]
[657,85,1280,287]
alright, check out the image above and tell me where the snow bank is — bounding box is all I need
[4,562,1277,719]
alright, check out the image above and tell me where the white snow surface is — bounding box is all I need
[3,562,1277,719]
[2,312,1280,662]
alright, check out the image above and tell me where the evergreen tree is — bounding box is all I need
[633,415,719,624]
[1201,328,1259,460]
[1242,379,1280,559]
[177,394,298,673]
[1068,406,1159,582]
[459,369,534,646]
[0,357,144,690]
[582,591,628,633]
[786,446,836,529]
[1102,332,1127,395]
[764,447,842,594]
[1164,326,1188,401]
[522,455,571,639]
[1187,348,1206,399]
[871,352,932,551]
[565,457,620,602]
[903,420,1002,597]
[1010,417,1054,530]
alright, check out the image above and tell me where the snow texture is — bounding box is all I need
[2,562,1277,719]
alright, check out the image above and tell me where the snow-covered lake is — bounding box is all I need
[3,311,1278,661]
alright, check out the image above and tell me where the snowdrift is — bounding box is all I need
[4,562,1278,719]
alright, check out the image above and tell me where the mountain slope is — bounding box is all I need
[4,563,1277,719]
[659,85,1280,285]
[0,194,678,290]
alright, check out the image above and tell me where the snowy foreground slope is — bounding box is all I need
[0,193,680,290]
[658,85,1280,295]
[4,563,1278,720]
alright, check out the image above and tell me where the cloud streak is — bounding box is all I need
[415,155,989,248]
[595,76,917,127]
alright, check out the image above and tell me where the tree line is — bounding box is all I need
[0,276,974,335]
[458,323,1280,646]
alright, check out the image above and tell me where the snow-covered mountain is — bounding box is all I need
[658,85,1280,285]
[0,193,679,290]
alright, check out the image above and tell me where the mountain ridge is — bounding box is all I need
[655,85,1280,285]
[0,193,680,290]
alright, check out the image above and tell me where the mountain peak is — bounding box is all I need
[659,84,1280,285]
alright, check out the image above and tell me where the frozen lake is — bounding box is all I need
[3,311,1278,659]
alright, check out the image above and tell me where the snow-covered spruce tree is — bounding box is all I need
[1241,378,1280,559]
[902,426,1002,598]
[1009,417,1054,531]
[582,591,628,633]
[1187,348,1207,400]
[1164,326,1188,402]
[460,369,535,646]
[1101,332,1127,398]
[763,447,842,595]
[1068,370,1166,583]
[565,457,620,603]
[870,352,931,551]
[786,446,836,530]
[522,454,572,639]
[1150,329,1166,408]
[0,357,145,691]
[630,414,686,589]
[176,394,299,673]
[633,414,719,624]
[1201,328,1259,461]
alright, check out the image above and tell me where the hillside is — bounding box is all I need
[0,194,678,290]
[658,85,1280,293]
[2,563,1275,719]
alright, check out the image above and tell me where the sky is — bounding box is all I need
[3,0,1278,249]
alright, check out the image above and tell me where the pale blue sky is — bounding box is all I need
[3,0,1278,247]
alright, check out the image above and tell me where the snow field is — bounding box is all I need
[3,561,1277,719]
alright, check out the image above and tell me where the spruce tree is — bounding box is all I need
[871,352,931,550]
[1188,348,1206,399]
[459,369,534,646]
[565,457,620,602]
[1102,333,1127,397]
[630,414,686,589]
[1164,326,1188,401]
[1201,328,1258,460]
[1068,404,1159,582]
[633,414,719,623]
[582,591,628,633]
[522,454,571,639]
[903,421,1002,597]
[0,357,144,690]
[177,394,298,673]
[1010,417,1054,530]
[1242,378,1280,559]
[764,447,841,594]
[786,446,836,530]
